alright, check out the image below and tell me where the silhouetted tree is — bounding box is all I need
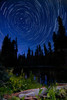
[35,45,43,65]
[47,42,52,65]
[57,16,67,50]
[53,16,67,51]
[11,38,18,67]
[39,45,43,56]
[48,42,52,54]
[32,50,33,57]
[35,45,43,56]
[35,46,39,65]
[1,35,18,68]
[44,44,48,56]
[27,47,31,65]
[0,50,2,65]
[27,47,31,58]
[35,46,39,56]
[31,50,34,65]
[58,16,65,37]
[52,16,67,66]
[2,35,11,67]
[53,32,57,52]
[14,54,25,75]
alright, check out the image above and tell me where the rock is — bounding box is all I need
[25,96,33,100]
[19,89,39,98]
[19,88,47,98]
[40,87,47,95]
[19,92,35,98]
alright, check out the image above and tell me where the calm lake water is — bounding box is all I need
[23,66,67,84]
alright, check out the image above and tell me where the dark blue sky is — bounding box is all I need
[0,0,67,55]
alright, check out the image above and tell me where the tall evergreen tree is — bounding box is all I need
[53,16,67,51]
[44,43,48,56]
[2,35,18,67]
[39,45,43,56]
[53,32,57,52]
[52,16,67,65]
[27,47,31,58]
[58,16,65,37]
[0,50,1,64]
[48,42,52,54]
[2,35,11,67]
[35,46,39,56]
[57,16,67,49]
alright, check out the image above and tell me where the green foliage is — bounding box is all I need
[20,96,25,100]
[0,70,42,99]
[0,86,13,99]
[38,88,43,95]
[0,65,9,87]
[0,66,11,99]
[8,71,42,92]
[1,69,67,100]
[47,85,57,100]
[11,96,20,100]
[9,74,23,92]
[56,88,67,98]
[46,84,67,100]
[35,88,43,100]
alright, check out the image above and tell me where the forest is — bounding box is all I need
[0,16,67,75]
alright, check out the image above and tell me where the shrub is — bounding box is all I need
[0,65,9,87]
[8,71,42,92]
[47,86,56,100]
[0,70,42,99]
[0,65,10,99]
[57,88,67,98]
[11,96,20,100]
[9,74,23,92]
[0,86,13,99]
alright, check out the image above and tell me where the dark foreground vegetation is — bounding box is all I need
[0,66,67,100]
[0,66,42,99]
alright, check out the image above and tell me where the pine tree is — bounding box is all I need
[58,16,65,37]
[27,47,31,58]
[53,32,57,52]
[35,46,39,56]
[48,42,52,54]
[2,35,18,67]
[57,16,66,49]
[53,16,67,50]
[44,43,48,56]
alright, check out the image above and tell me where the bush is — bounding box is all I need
[0,65,11,99]
[46,84,67,100]
[47,85,56,100]
[7,71,42,92]
[56,88,67,99]
[0,65,9,87]
[11,96,20,100]
[9,74,23,92]
[0,86,13,99]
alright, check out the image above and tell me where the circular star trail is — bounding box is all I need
[0,0,67,54]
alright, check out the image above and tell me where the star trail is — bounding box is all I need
[0,0,67,55]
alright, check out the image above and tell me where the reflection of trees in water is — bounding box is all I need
[23,67,67,84]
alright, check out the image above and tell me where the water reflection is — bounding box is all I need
[24,66,67,84]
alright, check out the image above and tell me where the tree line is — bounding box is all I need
[0,16,67,74]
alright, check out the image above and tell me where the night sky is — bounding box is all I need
[0,0,67,55]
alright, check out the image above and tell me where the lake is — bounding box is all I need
[23,66,67,84]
